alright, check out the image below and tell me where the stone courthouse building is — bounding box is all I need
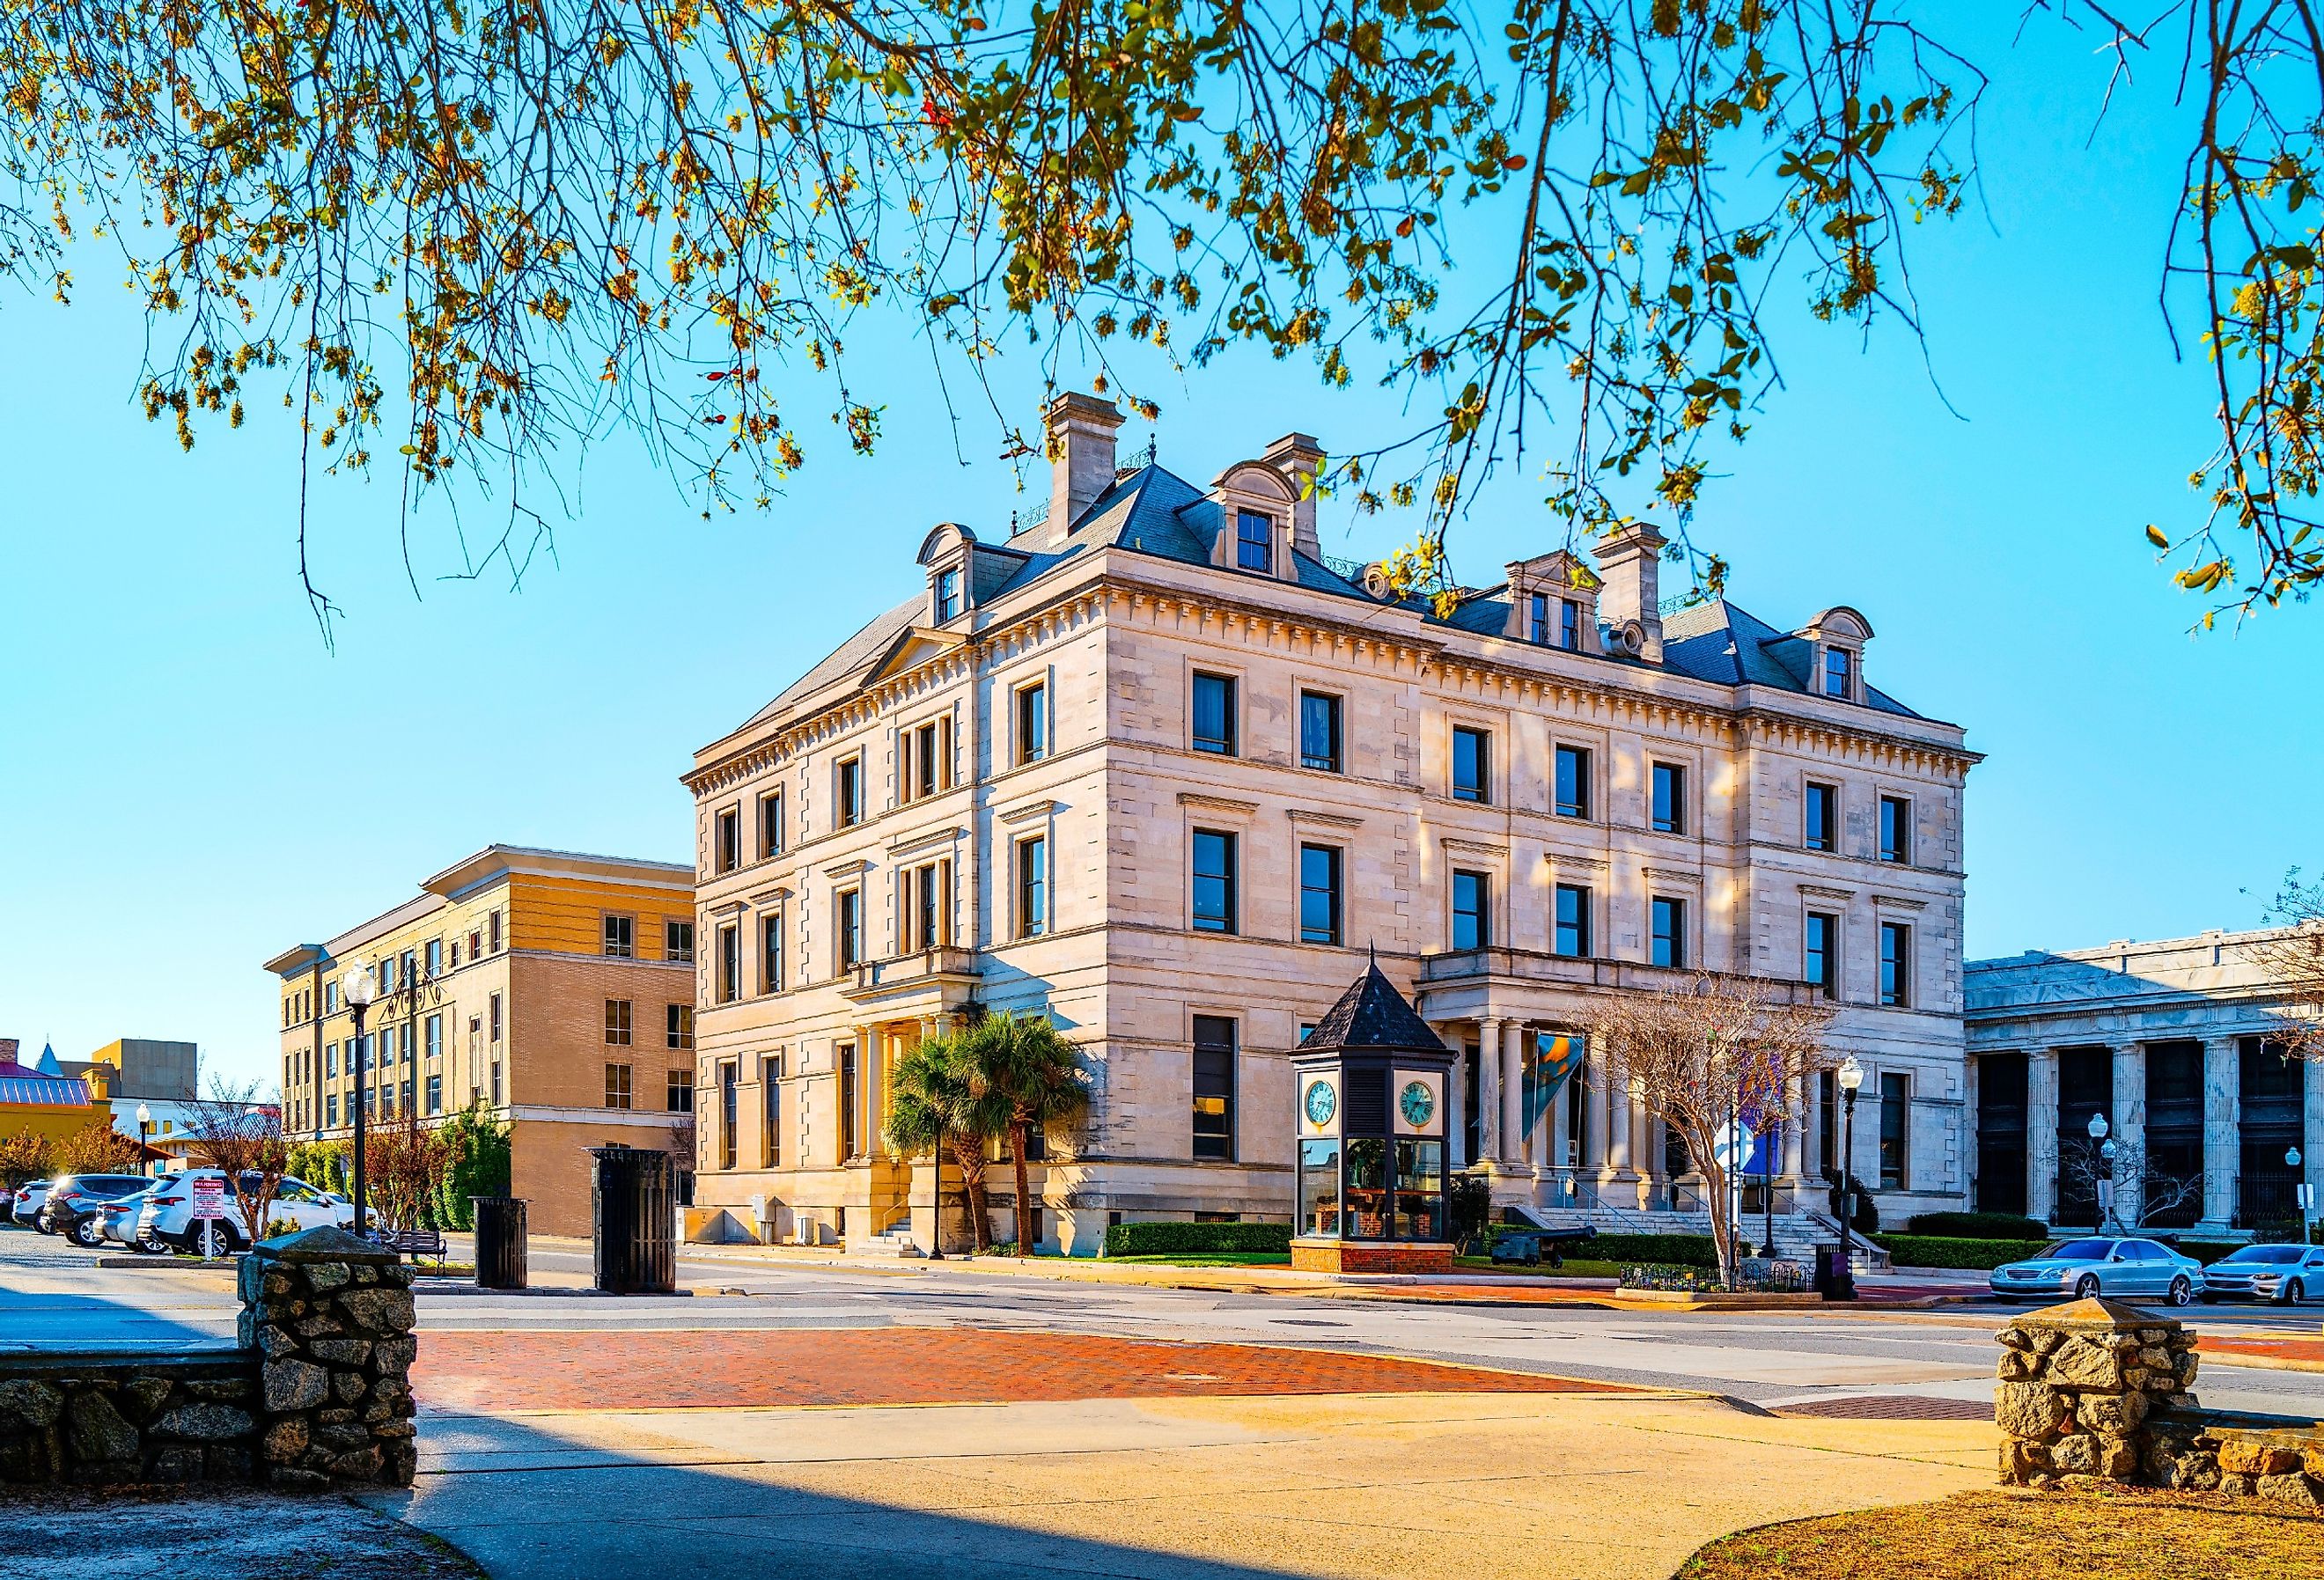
[685,393,1982,1254]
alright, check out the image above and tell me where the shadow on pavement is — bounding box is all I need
[0,1230,239,1353]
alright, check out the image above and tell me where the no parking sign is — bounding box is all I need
[190,1177,225,1220]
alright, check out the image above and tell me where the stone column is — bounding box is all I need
[1586,1048,1613,1179]
[2026,1048,2059,1225]
[1782,1074,1806,1184]
[241,1227,418,1489]
[1444,1028,1467,1171]
[1994,1304,2198,1490]
[1476,1018,1504,1165]
[1500,1020,1526,1170]
[2111,1043,2147,1229]
[2307,1060,2324,1238]
[1607,1072,1633,1179]
[2201,1037,2239,1231]
[1635,1107,1659,1209]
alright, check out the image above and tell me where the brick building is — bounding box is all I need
[685,393,1980,1254]
[267,846,696,1236]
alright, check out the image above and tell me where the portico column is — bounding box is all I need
[1500,1020,1526,1170]
[2026,1048,2059,1224]
[2110,1043,2146,1229]
[1631,1103,1656,1207]
[1586,1048,1612,1176]
[2305,1059,2324,1235]
[2201,1036,2239,1231]
[1440,1023,1467,1171]
[1607,1071,1634,1179]
[1782,1074,1806,1183]
[1477,1018,1504,1166]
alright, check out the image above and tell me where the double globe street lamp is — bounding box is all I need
[1831,1056,1864,1302]
[2088,1111,2118,1231]
[342,957,379,1238]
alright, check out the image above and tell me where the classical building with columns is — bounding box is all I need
[684,392,1980,1254]
[1967,928,2324,1236]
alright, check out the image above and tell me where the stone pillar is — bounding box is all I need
[1500,1020,1526,1170]
[1444,1029,1467,1171]
[2111,1043,2146,1229]
[2307,1060,2324,1238]
[1476,1018,1504,1165]
[239,1227,418,1489]
[2201,1037,2239,1231]
[1607,1073,1633,1179]
[1994,1301,2199,1490]
[2026,1048,2059,1225]
[1585,1049,1611,1177]
[1782,1075,1806,1184]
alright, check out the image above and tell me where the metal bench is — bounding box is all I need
[383,1225,447,1269]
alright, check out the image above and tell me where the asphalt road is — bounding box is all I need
[8,1224,2322,1415]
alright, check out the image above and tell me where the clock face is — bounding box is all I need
[1303,1080,1337,1127]
[1399,1080,1437,1128]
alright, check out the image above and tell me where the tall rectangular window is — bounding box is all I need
[1191,830,1238,934]
[1298,844,1342,946]
[489,908,503,953]
[837,757,864,827]
[719,1061,739,1170]
[425,1073,443,1115]
[488,993,502,1043]
[1452,726,1489,803]
[1825,646,1854,699]
[838,1045,858,1160]
[1879,796,1912,864]
[1651,762,1687,834]
[1560,598,1581,650]
[906,721,941,801]
[1235,511,1273,573]
[424,939,443,979]
[1451,870,1490,951]
[605,999,633,1046]
[1879,921,1912,1007]
[1651,896,1687,968]
[667,1068,694,1113]
[934,567,960,621]
[1192,1016,1237,1161]
[1016,836,1048,939]
[603,915,635,958]
[717,923,739,1003]
[761,1055,782,1166]
[759,790,784,858]
[1015,682,1048,765]
[666,920,695,963]
[424,1013,443,1061]
[716,807,740,872]
[666,1003,695,1049]
[605,1062,633,1109]
[1879,1071,1908,1187]
[1191,672,1236,755]
[902,861,947,952]
[1805,782,1837,852]
[1554,884,1592,958]
[761,913,784,992]
[1298,690,1342,773]
[836,889,863,970]
[1554,744,1591,819]
[1527,592,1549,643]
[1806,913,1838,999]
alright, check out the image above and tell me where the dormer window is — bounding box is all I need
[1823,645,1854,699]
[1503,552,1600,651]
[1236,511,1274,574]
[1560,599,1581,650]
[1527,592,1549,643]
[934,568,960,622]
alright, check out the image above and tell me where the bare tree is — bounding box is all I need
[2058,1136,2206,1233]
[2254,873,2324,1062]
[1585,973,1835,1286]
[363,1110,452,1237]
[181,1075,290,1246]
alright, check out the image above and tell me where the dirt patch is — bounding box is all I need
[1676,1486,2324,1580]
[0,1485,480,1580]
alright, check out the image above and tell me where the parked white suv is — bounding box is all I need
[8,1179,48,1227]
[137,1171,353,1253]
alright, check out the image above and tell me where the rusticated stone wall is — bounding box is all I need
[0,1352,261,1485]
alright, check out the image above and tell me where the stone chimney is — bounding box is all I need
[1042,392,1124,547]
[1261,432,1325,561]
[85,1061,112,1101]
[1590,524,1667,664]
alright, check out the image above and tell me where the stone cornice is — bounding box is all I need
[1177,791,1261,818]
[886,824,967,860]
[1287,807,1365,830]
[997,798,1064,827]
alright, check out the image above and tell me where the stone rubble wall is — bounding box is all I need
[0,1228,418,1491]
[1995,1300,2324,1509]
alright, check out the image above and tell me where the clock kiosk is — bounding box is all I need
[1290,959,1458,1274]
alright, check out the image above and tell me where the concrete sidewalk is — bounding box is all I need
[367,1391,1995,1580]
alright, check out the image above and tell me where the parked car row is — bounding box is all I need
[1989,1236,2324,1305]
[7,1171,352,1253]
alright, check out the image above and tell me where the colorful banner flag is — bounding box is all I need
[1522,1033,1585,1138]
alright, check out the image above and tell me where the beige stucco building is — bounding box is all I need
[268,846,697,1237]
[685,394,1980,1254]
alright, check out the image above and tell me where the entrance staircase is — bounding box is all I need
[848,1226,925,1258]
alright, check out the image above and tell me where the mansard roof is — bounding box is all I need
[1298,959,1448,1057]
[735,459,1927,734]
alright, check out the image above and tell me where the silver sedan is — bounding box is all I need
[1989,1236,2204,1305]
[2200,1243,2324,1304]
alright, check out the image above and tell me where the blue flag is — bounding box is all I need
[1522,1033,1585,1138]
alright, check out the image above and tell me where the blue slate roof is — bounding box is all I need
[738,460,1925,728]
[1298,960,1448,1056]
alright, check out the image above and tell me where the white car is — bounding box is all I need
[137,1171,352,1253]
[6,1179,42,1226]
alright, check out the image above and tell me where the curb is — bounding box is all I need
[92,1254,242,1270]
[413,1282,699,1298]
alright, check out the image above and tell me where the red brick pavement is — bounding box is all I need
[413,1327,1634,1414]
[2195,1334,2324,1372]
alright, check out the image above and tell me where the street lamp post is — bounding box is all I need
[1832,1057,1864,1302]
[927,1126,947,1261]
[2289,1146,2311,1245]
[2088,1112,2113,1231]
[343,958,379,1238]
[136,1103,153,1177]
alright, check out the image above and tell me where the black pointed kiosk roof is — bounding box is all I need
[1298,958,1448,1056]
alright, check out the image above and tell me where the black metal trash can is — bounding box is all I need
[473,1196,528,1290]
[591,1145,676,1294]
[1814,1246,1857,1301]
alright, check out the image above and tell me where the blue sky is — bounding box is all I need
[4,16,2317,1091]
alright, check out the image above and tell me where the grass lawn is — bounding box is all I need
[1450,1255,1626,1278]
[1677,1488,2323,1580]
[1104,1252,1292,1267]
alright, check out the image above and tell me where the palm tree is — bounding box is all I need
[883,1032,1000,1253]
[955,1011,1089,1257]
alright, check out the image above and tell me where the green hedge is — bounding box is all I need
[1580,1233,1717,1268]
[1102,1221,1293,1258]
[1873,1234,2048,1270]
[2168,1240,2245,1266]
[1906,1211,2049,1241]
